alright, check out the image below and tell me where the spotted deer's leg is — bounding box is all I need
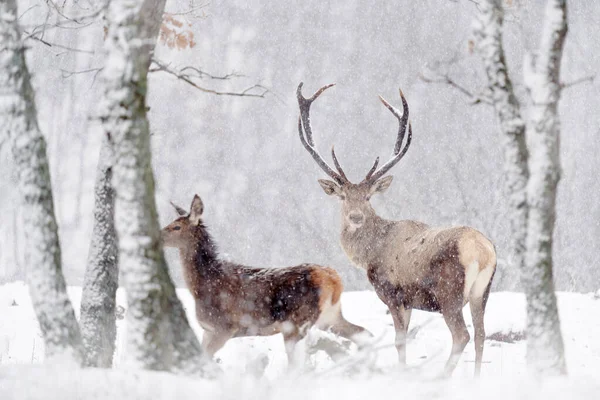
[282,327,308,367]
[202,330,233,359]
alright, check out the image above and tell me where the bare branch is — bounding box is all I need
[149,59,269,98]
[60,67,103,81]
[23,29,95,54]
[179,65,245,80]
[419,71,492,105]
[561,74,595,90]
[17,4,40,20]
[164,1,210,17]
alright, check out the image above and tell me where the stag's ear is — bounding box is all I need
[189,195,204,225]
[318,179,344,198]
[370,176,393,195]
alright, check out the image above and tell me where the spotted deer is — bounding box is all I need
[296,83,497,376]
[161,195,370,364]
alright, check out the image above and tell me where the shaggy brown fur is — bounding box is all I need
[161,195,370,364]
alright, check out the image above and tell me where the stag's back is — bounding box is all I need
[382,222,496,296]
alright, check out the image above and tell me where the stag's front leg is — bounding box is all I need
[389,303,409,365]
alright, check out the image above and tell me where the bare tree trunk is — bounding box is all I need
[522,0,568,375]
[473,0,529,290]
[100,0,208,373]
[474,0,567,374]
[0,0,82,363]
[79,137,119,368]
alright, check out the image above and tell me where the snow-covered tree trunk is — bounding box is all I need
[79,136,119,368]
[522,0,568,375]
[0,0,82,364]
[473,0,529,290]
[100,0,207,373]
[474,0,567,374]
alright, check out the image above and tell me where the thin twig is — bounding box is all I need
[420,72,492,105]
[179,65,246,80]
[165,1,210,16]
[60,67,103,79]
[561,74,595,90]
[23,30,95,54]
[17,4,40,21]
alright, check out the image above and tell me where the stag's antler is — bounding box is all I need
[363,89,412,183]
[297,82,348,185]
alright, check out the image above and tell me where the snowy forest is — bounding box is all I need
[1,0,599,398]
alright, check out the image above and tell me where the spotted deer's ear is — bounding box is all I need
[170,201,188,216]
[189,195,204,225]
[318,179,344,198]
[370,176,393,195]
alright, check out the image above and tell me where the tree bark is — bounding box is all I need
[100,0,208,373]
[522,0,568,375]
[79,137,119,368]
[0,0,82,363]
[473,0,529,290]
[474,0,568,374]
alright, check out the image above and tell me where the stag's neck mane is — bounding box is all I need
[340,214,393,268]
[340,213,429,269]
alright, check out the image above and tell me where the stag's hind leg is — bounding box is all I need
[442,308,470,377]
[469,268,495,376]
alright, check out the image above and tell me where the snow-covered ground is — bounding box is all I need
[1,282,599,399]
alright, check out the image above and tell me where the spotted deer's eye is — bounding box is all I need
[172,226,181,231]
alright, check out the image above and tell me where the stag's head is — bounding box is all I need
[296,83,412,229]
[161,195,205,248]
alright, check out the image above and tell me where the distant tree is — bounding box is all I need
[98,0,210,373]
[473,0,568,374]
[0,0,82,363]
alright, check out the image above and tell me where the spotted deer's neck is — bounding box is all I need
[179,223,223,295]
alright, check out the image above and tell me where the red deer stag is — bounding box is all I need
[161,194,370,364]
[296,83,496,376]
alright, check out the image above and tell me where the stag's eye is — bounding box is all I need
[172,226,181,231]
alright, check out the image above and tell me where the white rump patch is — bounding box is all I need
[470,264,495,300]
[316,296,341,329]
[463,261,480,302]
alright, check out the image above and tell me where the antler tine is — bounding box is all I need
[367,122,412,183]
[297,82,335,147]
[297,117,345,184]
[170,201,188,216]
[364,157,379,180]
[297,82,347,184]
[331,146,348,181]
[363,89,412,183]
[378,88,409,155]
